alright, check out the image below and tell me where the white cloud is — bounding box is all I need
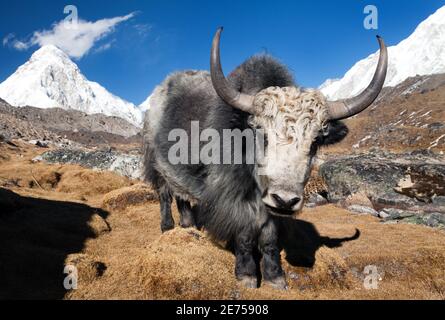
[7,13,135,59]
[134,24,152,38]
[94,39,116,54]
[13,40,28,51]
[2,33,15,46]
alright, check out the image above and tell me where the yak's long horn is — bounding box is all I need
[327,36,388,120]
[210,27,256,114]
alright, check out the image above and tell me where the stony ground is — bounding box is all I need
[1,141,444,300]
[322,73,445,154]
[0,99,142,150]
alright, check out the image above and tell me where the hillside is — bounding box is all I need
[0,141,444,300]
[0,98,141,150]
[323,73,445,154]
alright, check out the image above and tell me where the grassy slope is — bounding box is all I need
[1,141,444,300]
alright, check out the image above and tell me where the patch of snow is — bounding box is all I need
[429,134,445,150]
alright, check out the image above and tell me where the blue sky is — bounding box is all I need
[0,0,444,105]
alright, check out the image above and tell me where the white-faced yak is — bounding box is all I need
[143,28,388,289]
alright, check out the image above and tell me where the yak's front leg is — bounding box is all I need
[159,186,174,233]
[234,229,258,289]
[175,197,196,228]
[259,218,287,290]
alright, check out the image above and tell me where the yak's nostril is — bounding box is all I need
[271,194,285,207]
[271,194,301,209]
[288,197,301,208]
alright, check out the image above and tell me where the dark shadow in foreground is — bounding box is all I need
[0,188,108,300]
[277,217,361,268]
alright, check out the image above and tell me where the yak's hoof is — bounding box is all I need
[161,223,175,233]
[238,276,258,289]
[263,276,288,290]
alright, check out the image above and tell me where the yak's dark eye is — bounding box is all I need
[316,121,349,146]
[310,137,321,155]
[263,134,269,147]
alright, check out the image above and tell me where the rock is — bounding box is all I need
[305,193,328,207]
[29,140,49,148]
[380,208,417,220]
[36,141,49,148]
[428,122,445,131]
[39,149,143,180]
[343,192,374,207]
[378,208,445,229]
[424,213,445,228]
[347,205,379,217]
[320,152,445,214]
[378,211,390,219]
[432,196,445,206]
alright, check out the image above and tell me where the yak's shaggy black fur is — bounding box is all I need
[144,56,296,237]
[143,55,347,288]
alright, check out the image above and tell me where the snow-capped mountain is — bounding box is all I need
[139,94,152,113]
[320,5,445,100]
[0,45,143,127]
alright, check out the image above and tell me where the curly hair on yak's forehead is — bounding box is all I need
[249,86,330,145]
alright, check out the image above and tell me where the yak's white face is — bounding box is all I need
[250,86,329,217]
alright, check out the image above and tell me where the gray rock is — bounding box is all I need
[379,208,445,229]
[348,205,379,217]
[29,140,49,148]
[378,211,391,219]
[424,213,445,228]
[320,152,445,214]
[36,141,49,148]
[432,196,445,206]
[428,122,445,131]
[305,193,328,208]
[37,149,143,180]
[380,208,417,220]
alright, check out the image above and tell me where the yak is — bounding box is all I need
[143,28,388,289]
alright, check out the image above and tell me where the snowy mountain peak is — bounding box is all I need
[320,5,445,100]
[0,45,143,127]
[32,44,68,58]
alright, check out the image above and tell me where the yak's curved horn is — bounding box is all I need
[327,36,388,120]
[210,27,256,114]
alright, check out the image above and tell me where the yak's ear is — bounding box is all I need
[320,120,349,145]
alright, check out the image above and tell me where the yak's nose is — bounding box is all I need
[271,194,301,210]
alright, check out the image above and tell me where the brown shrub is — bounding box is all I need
[102,184,158,211]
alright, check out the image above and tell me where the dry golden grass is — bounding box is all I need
[102,183,158,211]
[1,141,444,300]
[66,205,445,300]
[0,141,133,204]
